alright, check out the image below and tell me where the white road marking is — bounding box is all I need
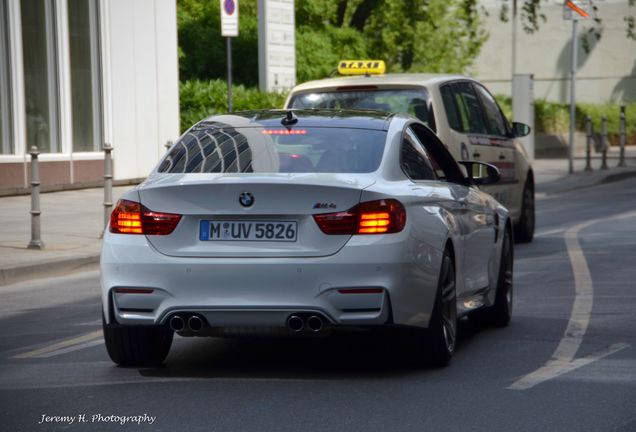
[509,343,629,390]
[35,339,104,358]
[535,228,565,237]
[510,210,636,390]
[11,330,102,359]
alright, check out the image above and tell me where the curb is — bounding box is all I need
[537,167,636,197]
[0,255,100,287]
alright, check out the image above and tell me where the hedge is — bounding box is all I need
[180,79,635,145]
[495,96,636,145]
[180,79,287,132]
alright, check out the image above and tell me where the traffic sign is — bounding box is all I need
[221,0,239,37]
[563,0,591,21]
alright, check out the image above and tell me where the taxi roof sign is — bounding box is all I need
[337,60,386,76]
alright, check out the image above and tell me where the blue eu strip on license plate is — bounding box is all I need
[199,220,298,242]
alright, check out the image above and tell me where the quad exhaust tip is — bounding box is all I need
[188,315,203,332]
[286,315,304,332]
[169,315,185,332]
[307,315,324,332]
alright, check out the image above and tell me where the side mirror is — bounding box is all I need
[458,161,501,186]
[511,122,531,138]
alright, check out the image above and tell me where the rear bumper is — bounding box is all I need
[100,231,443,330]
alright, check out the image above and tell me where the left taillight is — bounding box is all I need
[109,199,181,235]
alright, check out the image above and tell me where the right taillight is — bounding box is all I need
[110,199,181,235]
[313,199,406,235]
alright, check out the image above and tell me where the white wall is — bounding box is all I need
[473,0,636,103]
[102,0,180,181]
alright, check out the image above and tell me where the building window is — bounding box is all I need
[0,1,13,154]
[68,0,102,152]
[21,0,60,153]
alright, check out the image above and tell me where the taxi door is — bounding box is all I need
[438,82,516,208]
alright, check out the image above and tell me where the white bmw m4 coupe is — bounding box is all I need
[101,109,513,368]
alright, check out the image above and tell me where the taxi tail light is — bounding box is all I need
[314,199,406,235]
[110,199,181,235]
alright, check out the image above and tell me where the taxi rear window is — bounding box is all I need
[158,126,386,174]
[289,88,434,130]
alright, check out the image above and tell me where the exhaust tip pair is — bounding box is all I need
[287,314,324,333]
[169,314,204,332]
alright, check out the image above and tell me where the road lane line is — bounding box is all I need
[36,339,104,358]
[11,330,103,359]
[510,210,636,390]
[509,343,629,390]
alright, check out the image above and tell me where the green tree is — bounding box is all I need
[178,0,260,86]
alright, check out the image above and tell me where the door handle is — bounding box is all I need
[472,152,481,158]
[499,153,506,160]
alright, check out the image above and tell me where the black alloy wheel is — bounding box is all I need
[470,228,513,327]
[426,250,457,367]
[515,178,535,243]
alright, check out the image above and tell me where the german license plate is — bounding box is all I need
[199,220,298,242]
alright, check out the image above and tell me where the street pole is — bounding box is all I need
[103,143,113,234]
[227,37,233,112]
[28,147,44,250]
[618,106,626,167]
[511,0,517,95]
[568,19,578,174]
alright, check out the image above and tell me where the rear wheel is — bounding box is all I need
[424,250,457,367]
[470,228,513,327]
[103,316,173,367]
[514,176,535,243]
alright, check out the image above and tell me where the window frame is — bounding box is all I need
[399,126,437,182]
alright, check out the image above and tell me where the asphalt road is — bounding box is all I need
[1,176,636,432]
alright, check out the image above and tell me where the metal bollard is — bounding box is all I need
[103,143,113,233]
[27,147,45,249]
[618,106,626,167]
[600,114,608,170]
[584,115,593,172]
[165,140,173,153]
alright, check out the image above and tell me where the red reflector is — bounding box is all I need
[338,288,384,294]
[113,288,154,294]
[313,199,405,235]
[261,129,307,135]
[110,199,181,235]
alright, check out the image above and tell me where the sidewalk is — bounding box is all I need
[1,147,636,286]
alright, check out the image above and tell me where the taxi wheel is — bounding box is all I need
[103,315,173,367]
[470,228,513,327]
[514,177,535,243]
[424,250,457,368]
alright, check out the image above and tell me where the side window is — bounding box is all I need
[440,85,462,132]
[473,84,509,137]
[452,82,488,135]
[401,128,436,181]
[411,124,467,185]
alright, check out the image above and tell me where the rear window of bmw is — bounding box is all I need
[158,126,387,174]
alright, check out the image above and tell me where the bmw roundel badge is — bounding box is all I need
[239,192,254,207]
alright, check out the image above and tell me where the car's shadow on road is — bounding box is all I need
[137,319,501,381]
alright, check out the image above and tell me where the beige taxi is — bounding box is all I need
[284,61,535,242]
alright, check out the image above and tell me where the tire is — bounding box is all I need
[103,315,173,367]
[514,176,535,243]
[424,250,457,367]
[470,228,513,327]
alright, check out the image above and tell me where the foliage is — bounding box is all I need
[178,0,259,86]
[179,79,286,132]
[495,95,636,143]
[178,0,489,85]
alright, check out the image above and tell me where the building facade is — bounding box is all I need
[0,0,180,195]
[474,0,636,103]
